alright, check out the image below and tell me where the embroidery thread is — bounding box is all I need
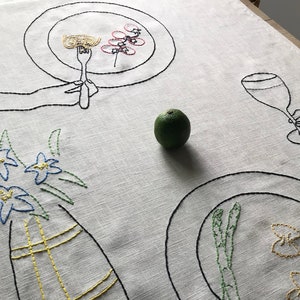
[24,219,46,300]
[165,171,300,299]
[0,185,33,224]
[271,223,300,258]
[271,223,300,299]
[241,73,300,144]
[0,2,176,110]
[9,205,130,299]
[48,129,61,157]
[62,34,101,50]
[212,202,241,300]
[101,23,145,67]
[0,129,87,223]
[0,149,18,181]
[25,152,62,185]
[287,272,300,300]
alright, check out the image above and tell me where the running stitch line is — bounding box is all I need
[165,171,300,300]
[212,202,241,300]
[12,229,82,260]
[41,182,74,204]
[12,223,78,251]
[48,129,61,156]
[286,271,300,299]
[74,268,114,300]
[29,194,49,220]
[58,204,130,299]
[271,224,300,298]
[35,216,71,300]
[271,223,300,258]
[90,278,118,300]
[0,130,26,168]
[58,170,88,188]
[9,221,21,300]
[24,219,46,300]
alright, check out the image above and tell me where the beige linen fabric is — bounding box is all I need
[0,0,300,299]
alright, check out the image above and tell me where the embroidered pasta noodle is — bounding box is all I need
[62,34,101,49]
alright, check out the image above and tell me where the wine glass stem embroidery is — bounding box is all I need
[241,73,300,144]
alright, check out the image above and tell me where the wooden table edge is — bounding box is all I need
[240,0,300,48]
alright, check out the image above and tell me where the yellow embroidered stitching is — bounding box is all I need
[35,217,71,300]
[12,229,82,260]
[24,220,46,300]
[271,223,300,258]
[33,162,49,170]
[62,35,101,50]
[12,223,78,251]
[0,158,5,163]
[271,224,300,299]
[286,271,300,299]
[0,189,13,202]
[73,269,114,300]
[90,278,118,300]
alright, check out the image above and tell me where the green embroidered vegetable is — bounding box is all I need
[212,202,241,300]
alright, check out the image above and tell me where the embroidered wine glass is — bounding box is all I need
[241,72,300,144]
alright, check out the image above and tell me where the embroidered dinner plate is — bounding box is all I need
[166,171,300,299]
[24,1,176,88]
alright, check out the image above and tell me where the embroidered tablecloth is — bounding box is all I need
[1,0,300,299]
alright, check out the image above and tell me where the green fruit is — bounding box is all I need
[154,109,191,149]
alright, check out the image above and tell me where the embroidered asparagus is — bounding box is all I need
[212,202,241,300]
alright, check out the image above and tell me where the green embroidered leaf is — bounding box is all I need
[41,183,74,205]
[58,170,88,188]
[48,129,61,157]
[28,195,49,220]
[0,129,26,167]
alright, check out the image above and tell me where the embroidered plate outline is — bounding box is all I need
[0,129,87,223]
[241,72,300,144]
[165,171,300,299]
[0,2,176,111]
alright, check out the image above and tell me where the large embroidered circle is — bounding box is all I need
[24,2,176,88]
[165,171,300,299]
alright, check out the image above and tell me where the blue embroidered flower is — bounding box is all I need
[25,152,62,185]
[0,149,18,181]
[0,185,33,224]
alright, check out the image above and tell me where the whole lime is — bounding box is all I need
[154,109,191,149]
